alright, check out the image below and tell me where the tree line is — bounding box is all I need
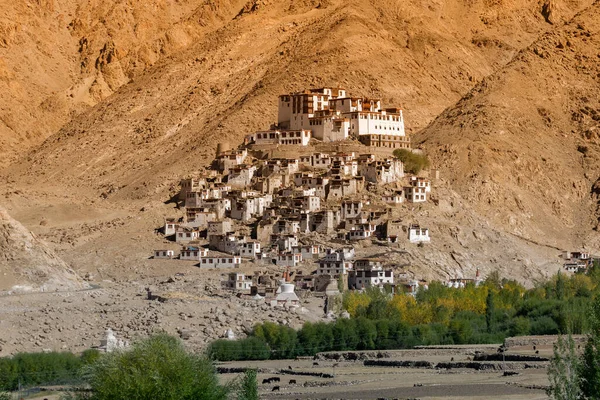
[0,350,99,391]
[208,267,600,361]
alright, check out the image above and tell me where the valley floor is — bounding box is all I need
[218,346,551,399]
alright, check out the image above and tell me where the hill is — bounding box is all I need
[0,0,246,168]
[416,0,600,250]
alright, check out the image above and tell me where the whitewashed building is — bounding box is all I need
[175,227,200,243]
[246,130,311,146]
[199,253,242,268]
[222,273,253,292]
[348,223,377,241]
[154,250,175,259]
[408,224,430,243]
[349,259,394,289]
[292,245,321,260]
[239,242,261,259]
[277,88,409,147]
[276,252,303,267]
[163,219,179,236]
[180,246,208,260]
[405,185,427,203]
[316,250,353,276]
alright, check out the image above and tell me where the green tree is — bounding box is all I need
[237,369,258,400]
[392,149,430,174]
[555,272,566,300]
[486,291,495,333]
[547,334,581,400]
[509,316,531,337]
[80,349,101,365]
[579,297,600,398]
[82,334,228,400]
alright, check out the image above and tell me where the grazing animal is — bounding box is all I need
[288,365,293,370]
[289,379,296,384]
[533,345,537,350]
[450,357,454,362]
[271,377,280,382]
[313,362,319,366]
[262,378,270,384]
[272,386,280,391]
[535,350,539,354]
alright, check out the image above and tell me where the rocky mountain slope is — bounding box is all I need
[2,0,592,180]
[0,0,246,168]
[0,206,88,292]
[416,0,600,250]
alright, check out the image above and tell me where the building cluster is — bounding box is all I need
[153,86,439,297]
[562,251,594,273]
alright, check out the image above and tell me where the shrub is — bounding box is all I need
[84,334,227,400]
[393,149,430,174]
[509,316,531,337]
[236,369,258,400]
[530,316,560,335]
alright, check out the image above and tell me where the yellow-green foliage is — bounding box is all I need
[342,290,372,317]
[393,149,430,174]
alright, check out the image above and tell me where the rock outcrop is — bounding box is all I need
[0,206,88,293]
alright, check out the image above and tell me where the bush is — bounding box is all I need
[530,316,560,335]
[236,369,258,400]
[393,149,430,174]
[0,351,87,391]
[509,316,531,337]
[83,334,227,400]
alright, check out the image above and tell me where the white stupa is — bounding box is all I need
[270,282,299,308]
[99,328,129,353]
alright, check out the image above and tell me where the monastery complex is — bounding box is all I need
[153,87,490,306]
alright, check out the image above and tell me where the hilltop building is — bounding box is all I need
[276,87,410,148]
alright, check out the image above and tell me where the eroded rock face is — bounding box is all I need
[0,206,88,293]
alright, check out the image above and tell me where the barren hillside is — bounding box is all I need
[416,0,600,250]
[0,206,88,292]
[2,0,592,180]
[0,0,246,168]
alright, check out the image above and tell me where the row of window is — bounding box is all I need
[201,258,237,264]
[355,114,400,122]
